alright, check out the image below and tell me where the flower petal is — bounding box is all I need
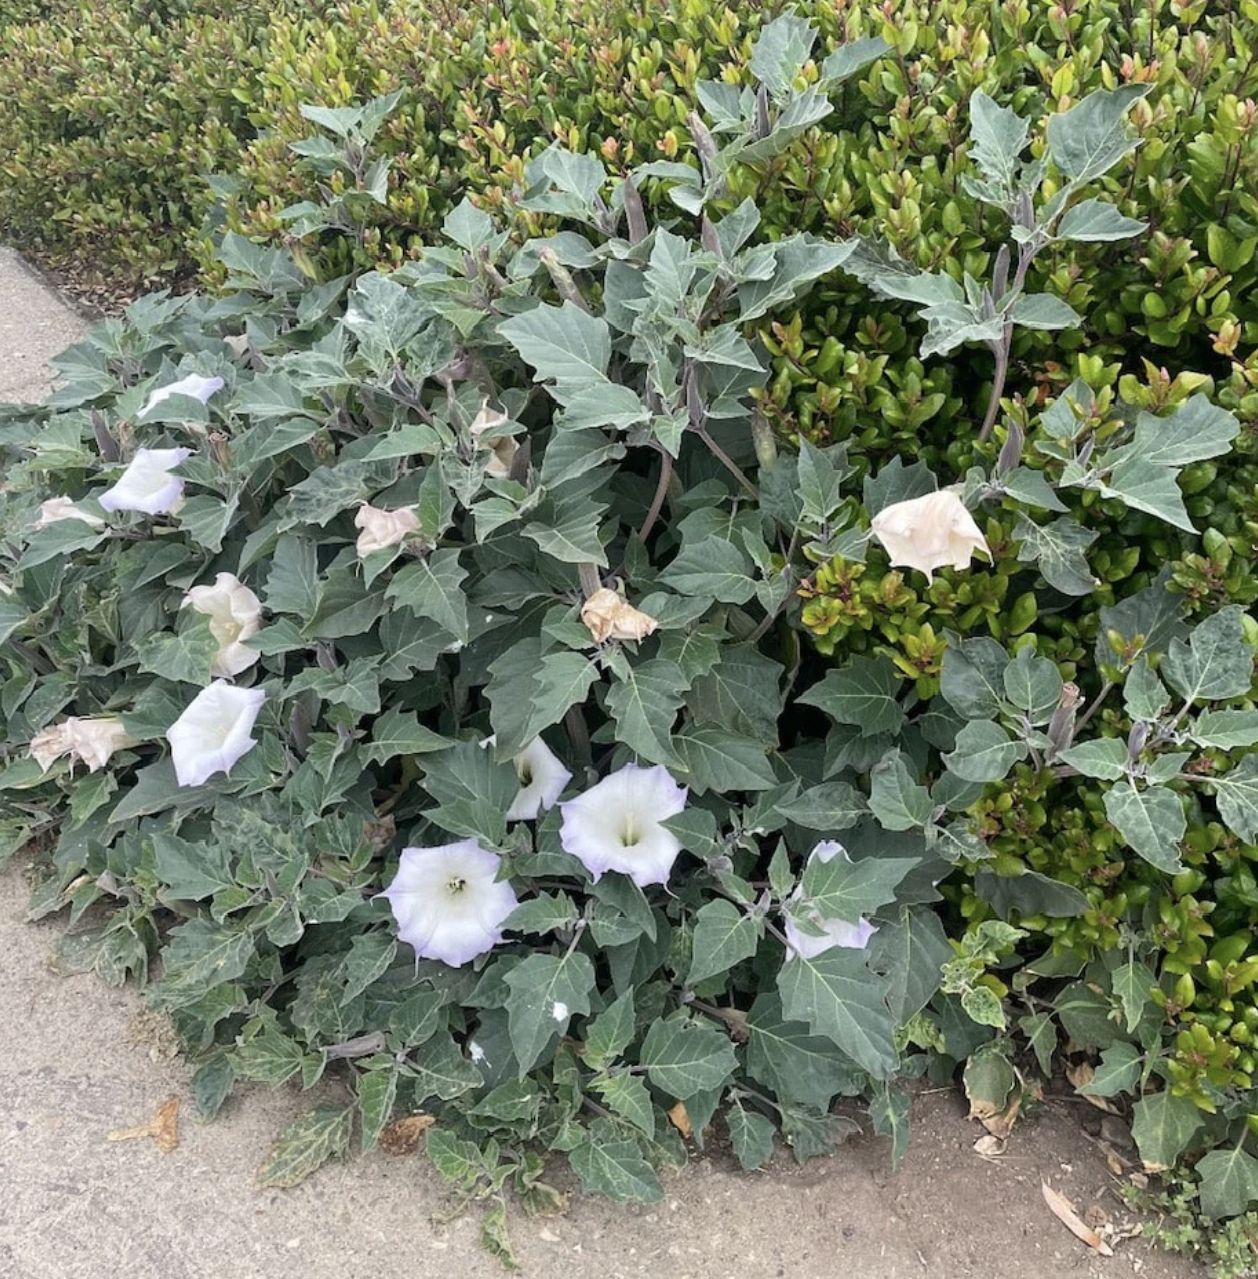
[381,840,518,967]
[559,762,687,886]
[166,682,265,787]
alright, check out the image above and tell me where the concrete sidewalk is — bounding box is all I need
[0,247,90,403]
[0,246,1207,1279]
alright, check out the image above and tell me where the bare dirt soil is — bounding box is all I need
[0,857,1208,1279]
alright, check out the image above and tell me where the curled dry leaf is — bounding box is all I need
[979,1091,1022,1140]
[1041,1181,1114,1257]
[107,1094,179,1154]
[667,1101,693,1140]
[580,588,658,643]
[377,1113,435,1156]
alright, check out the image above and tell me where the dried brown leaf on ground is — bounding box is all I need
[378,1113,435,1156]
[1041,1181,1114,1257]
[107,1095,179,1153]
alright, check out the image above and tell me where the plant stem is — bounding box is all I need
[636,444,673,544]
[1072,679,1115,737]
[697,423,758,498]
[979,237,1040,442]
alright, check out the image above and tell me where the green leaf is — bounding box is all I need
[504,951,596,1073]
[1112,960,1156,1034]
[797,438,850,525]
[592,1072,656,1138]
[236,1030,306,1085]
[499,300,611,386]
[504,892,579,937]
[150,918,255,1010]
[1124,659,1170,721]
[943,720,1027,783]
[1163,606,1253,704]
[1045,84,1151,183]
[862,456,938,516]
[1002,646,1064,723]
[798,655,905,737]
[1000,466,1067,512]
[775,781,866,830]
[408,1032,483,1102]
[777,948,898,1078]
[583,990,637,1070]
[1130,1090,1202,1172]
[362,707,450,766]
[727,1104,776,1171]
[868,1082,911,1169]
[388,991,447,1049]
[673,727,777,794]
[524,493,609,566]
[967,89,1029,200]
[689,899,760,984]
[1198,1148,1258,1221]
[0,595,30,645]
[526,653,599,740]
[940,635,1009,720]
[1011,293,1083,331]
[605,658,685,769]
[749,12,815,96]
[1019,1012,1057,1077]
[257,1104,354,1188]
[868,906,952,1022]
[973,869,1090,919]
[737,236,856,324]
[569,1122,663,1203]
[343,932,397,1000]
[1191,710,1258,750]
[1213,756,1258,843]
[1055,198,1146,242]
[745,993,859,1111]
[178,493,239,553]
[689,646,783,740]
[424,1128,484,1187]
[134,614,219,687]
[1099,452,1193,531]
[264,534,320,620]
[659,536,755,604]
[150,831,233,900]
[868,750,934,831]
[357,1069,399,1154]
[639,1014,739,1099]
[1103,783,1185,873]
[1096,568,1187,670]
[421,740,517,846]
[1013,513,1098,595]
[385,549,469,643]
[1058,738,1129,781]
[1131,395,1240,467]
[963,1046,1015,1119]
[1078,1041,1142,1097]
[819,35,889,84]
[801,848,916,923]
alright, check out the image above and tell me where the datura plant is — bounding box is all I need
[1,16,1257,1256]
